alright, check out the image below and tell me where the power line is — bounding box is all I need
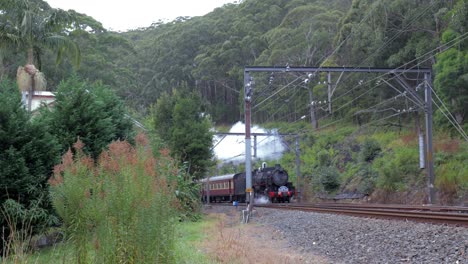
[428,84,468,141]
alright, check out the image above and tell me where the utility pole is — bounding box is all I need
[424,72,435,204]
[244,72,254,219]
[327,72,332,114]
[295,136,301,202]
[253,135,257,158]
[206,175,210,205]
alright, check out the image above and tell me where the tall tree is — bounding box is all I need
[0,0,80,110]
[434,0,468,126]
[0,79,60,252]
[38,76,134,158]
[153,87,213,178]
[0,0,80,67]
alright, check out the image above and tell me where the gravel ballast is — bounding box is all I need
[247,207,468,263]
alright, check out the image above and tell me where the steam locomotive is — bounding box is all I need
[201,163,295,203]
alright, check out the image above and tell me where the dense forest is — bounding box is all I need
[1,0,466,127]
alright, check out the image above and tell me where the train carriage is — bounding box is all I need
[201,163,295,203]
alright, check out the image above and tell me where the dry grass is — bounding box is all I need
[201,209,329,264]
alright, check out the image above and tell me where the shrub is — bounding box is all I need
[356,163,378,194]
[375,159,405,192]
[49,134,180,263]
[360,138,381,162]
[318,166,341,192]
[435,145,468,204]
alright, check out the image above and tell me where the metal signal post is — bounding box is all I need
[244,72,254,220]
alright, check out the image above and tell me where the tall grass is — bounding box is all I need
[1,198,56,263]
[1,200,34,263]
[49,134,180,263]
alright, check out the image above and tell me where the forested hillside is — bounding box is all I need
[1,0,466,128]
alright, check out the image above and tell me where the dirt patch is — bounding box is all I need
[200,206,330,264]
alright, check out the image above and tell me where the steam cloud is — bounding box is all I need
[213,121,286,163]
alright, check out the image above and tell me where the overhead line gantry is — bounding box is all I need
[243,66,435,219]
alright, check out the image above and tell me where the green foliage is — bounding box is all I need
[0,0,80,68]
[153,87,213,179]
[317,166,341,193]
[174,167,203,222]
[0,79,60,252]
[360,138,381,162]
[355,163,378,194]
[374,146,422,191]
[374,159,404,192]
[39,76,134,158]
[317,150,330,166]
[434,46,468,126]
[1,199,55,261]
[49,136,180,263]
[435,142,468,201]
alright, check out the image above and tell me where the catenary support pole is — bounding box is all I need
[424,72,435,204]
[327,72,332,114]
[244,71,253,220]
[253,135,257,158]
[295,136,301,202]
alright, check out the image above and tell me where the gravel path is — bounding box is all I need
[248,207,468,264]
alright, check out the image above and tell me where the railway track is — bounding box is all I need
[255,203,468,227]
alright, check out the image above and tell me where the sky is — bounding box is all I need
[46,0,236,32]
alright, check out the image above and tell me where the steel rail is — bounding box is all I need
[299,203,468,213]
[258,204,468,227]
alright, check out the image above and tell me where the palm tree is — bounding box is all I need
[0,0,80,110]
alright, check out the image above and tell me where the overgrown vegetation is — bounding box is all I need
[277,123,467,204]
[48,135,181,263]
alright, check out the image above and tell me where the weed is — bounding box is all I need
[49,133,180,263]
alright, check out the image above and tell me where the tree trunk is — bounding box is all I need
[27,48,34,64]
[27,48,35,111]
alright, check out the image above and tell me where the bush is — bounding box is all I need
[318,166,341,192]
[356,163,378,194]
[49,134,180,263]
[360,138,381,162]
[375,159,405,192]
[435,145,468,204]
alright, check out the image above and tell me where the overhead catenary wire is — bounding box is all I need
[427,84,468,141]
[330,1,439,101]
[274,31,468,139]
[248,0,407,129]
[253,76,303,109]
[243,11,468,149]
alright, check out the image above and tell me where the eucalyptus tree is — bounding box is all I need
[153,87,213,179]
[434,0,468,126]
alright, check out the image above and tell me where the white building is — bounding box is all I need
[22,91,56,112]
